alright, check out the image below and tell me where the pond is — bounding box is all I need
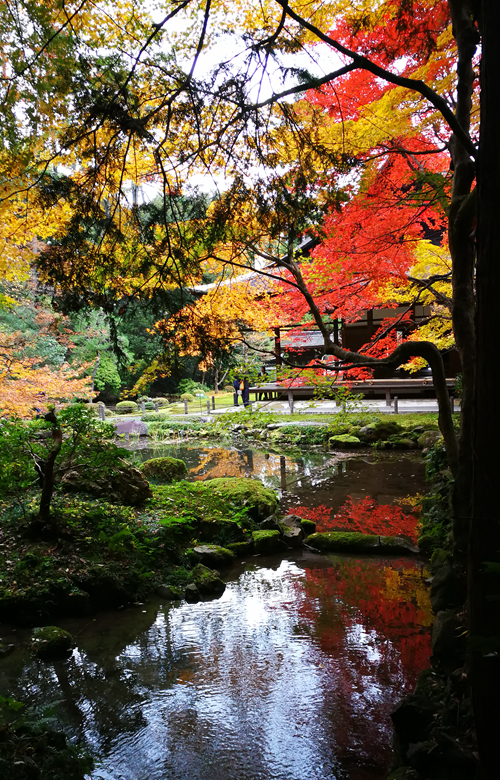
[0,443,432,780]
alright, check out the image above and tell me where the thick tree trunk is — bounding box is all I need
[448,0,479,563]
[470,1,500,775]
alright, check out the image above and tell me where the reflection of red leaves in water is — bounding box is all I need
[295,495,419,542]
[295,557,432,770]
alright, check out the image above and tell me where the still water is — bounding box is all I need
[0,445,431,780]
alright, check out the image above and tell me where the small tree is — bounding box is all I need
[0,404,124,532]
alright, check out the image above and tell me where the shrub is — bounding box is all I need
[115,401,138,414]
[155,397,169,407]
[140,457,188,483]
[178,379,210,395]
[180,392,195,402]
[224,385,235,393]
[144,401,155,410]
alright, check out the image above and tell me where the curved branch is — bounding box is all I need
[274,0,477,160]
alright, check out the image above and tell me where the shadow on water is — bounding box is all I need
[0,443,431,780]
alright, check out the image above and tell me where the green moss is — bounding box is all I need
[192,544,235,567]
[140,457,188,483]
[300,519,316,536]
[30,626,73,660]
[188,563,225,594]
[328,434,362,448]
[252,529,285,554]
[226,540,254,556]
[306,531,418,555]
[206,478,278,521]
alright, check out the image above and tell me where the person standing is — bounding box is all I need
[232,375,240,406]
[242,375,250,407]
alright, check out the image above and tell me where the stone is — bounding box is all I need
[184,583,200,602]
[30,626,73,660]
[188,564,225,596]
[156,584,183,600]
[140,457,187,483]
[226,540,254,556]
[204,478,278,521]
[306,531,419,555]
[431,610,467,663]
[300,518,316,536]
[430,564,466,612]
[391,695,436,744]
[0,643,15,658]
[61,462,152,506]
[258,515,281,531]
[252,530,287,554]
[358,420,404,443]
[282,526,303,548]
[192,544,235,568]
[417,431,443,449]
[281,513,303,529]
[198,518,246,543]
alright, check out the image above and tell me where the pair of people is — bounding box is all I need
[233,376,250,407]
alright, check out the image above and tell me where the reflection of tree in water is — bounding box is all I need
[189,447,252,480]
[293,495,420,541]
[291,558,432,770]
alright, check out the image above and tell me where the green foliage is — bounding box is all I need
[94,352,122,395]
[178,379,210,395]
[180,392,195,402]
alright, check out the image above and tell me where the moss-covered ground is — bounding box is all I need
[0,479,267,624]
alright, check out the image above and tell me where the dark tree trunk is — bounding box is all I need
[470,1,500,775]
[38,415,62,524]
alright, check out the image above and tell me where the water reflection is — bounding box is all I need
[0,556,431,780]
[131,443,426,540]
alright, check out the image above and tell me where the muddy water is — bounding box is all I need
[0,445,431,780]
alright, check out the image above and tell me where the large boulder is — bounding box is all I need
[61,462,152,506]
[306,531,419,555]
[140,457,187,483]
[203,478,278,521]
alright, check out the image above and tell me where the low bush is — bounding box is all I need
[115,401,138,414]
[180,392,195,402]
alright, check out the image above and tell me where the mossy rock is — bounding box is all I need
[226,540,254,556]
[390,437,415,449]
[140,456,188,483]
[300,518,316,536]
[198,518,247,544]
[192,544,235,568]
[204,478,278,521]
[252,529,287,554]
[328,434,362,449]
[306,531,419,555]
[417,431,443,449]
[30,626,74,660]
[358,420,404,443]
[188,564,225,596]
